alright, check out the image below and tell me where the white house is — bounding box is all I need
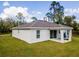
[12,20,73,43]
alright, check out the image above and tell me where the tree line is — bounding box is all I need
[0,12,26,34]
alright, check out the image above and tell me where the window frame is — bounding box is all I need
[36,30,40,39]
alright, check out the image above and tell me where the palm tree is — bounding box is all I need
[31,17,37,21]
[16,12,25,26]
[16,12,25,20]
[72,15,76,20]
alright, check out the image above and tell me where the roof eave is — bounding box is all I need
[12,27,73,30]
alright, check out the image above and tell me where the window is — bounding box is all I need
[36,30,40,38]
[50,30,57,38]
[59,30,60,34]
[67,30,69,35]
[67,30,69,38]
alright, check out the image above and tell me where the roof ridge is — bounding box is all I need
[29,21,36,27]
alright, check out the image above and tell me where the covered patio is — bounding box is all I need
[49,29,72,43]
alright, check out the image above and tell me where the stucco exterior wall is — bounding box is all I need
[12,30,49,43]
[12,29,72,43]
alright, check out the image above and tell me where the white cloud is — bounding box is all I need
[37,12,42,15]
[64,8,79,16]
[75,19,79,23]
[0,13,8,18]
[0,6,33,22]
[3,1,10,7]
[31,11,42,20]
[32,11,42,15]
[64,8,79,23]
[3,6,28,17]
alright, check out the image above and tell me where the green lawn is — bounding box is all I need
[0,34,79,57]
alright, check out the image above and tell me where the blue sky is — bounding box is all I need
[0,1,79,22]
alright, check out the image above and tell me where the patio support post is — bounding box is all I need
[69,30,72,41]
[60,30,64,43]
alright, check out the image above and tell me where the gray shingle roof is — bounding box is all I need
[12,20,73,30]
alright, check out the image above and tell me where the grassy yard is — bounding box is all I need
[0,34,79,57]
